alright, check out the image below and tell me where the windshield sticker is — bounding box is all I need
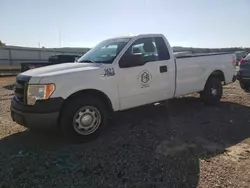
[138,70,152,88]
[103,68,115,77]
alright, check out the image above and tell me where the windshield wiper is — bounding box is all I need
[78,59,96,63]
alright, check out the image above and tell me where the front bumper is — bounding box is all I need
[11,97,64,130]
[11,108,59,130]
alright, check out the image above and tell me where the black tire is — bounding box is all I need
[200,77,223,105]
[59,96,108,143]
[27,127,41,133]
[240,82,250,90]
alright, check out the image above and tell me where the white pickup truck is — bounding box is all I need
[11,34,236,141]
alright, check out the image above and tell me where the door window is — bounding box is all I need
[119,37,170,67]
[120,38,158,66]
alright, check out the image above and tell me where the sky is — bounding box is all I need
[1,0,250,48]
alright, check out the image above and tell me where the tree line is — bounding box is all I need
[173,46,250,53]
[0,39,249,54]
[0,40,6,46]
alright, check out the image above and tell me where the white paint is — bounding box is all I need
[175,53,236,96]
[114,34,176,110]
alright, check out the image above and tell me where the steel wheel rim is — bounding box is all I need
[73,106,101,135]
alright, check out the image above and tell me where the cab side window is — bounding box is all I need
[119,37,159,67]
[132,37,158,62]
[119,37,170,68]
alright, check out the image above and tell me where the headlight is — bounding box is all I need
[27,84,55,105]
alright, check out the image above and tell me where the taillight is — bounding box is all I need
[232,56,236,68]
[239,58,247,66]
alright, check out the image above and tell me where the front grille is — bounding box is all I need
[14,75,31,104]
[15,81,25,103]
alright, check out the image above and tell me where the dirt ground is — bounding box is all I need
[0,76,250,188]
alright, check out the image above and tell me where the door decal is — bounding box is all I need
[103,68,115,77]
[138,70,152,88]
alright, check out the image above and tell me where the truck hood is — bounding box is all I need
[20,63,100,77]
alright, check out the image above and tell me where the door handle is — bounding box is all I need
[160,65,168,73]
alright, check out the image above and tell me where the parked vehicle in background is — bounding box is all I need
[235,51,248,66]
[11,34,236,142]
[21,54,81,72]
[237,53,250,90]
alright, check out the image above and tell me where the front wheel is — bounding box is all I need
[200,77,223,105]
[59,96,108,142]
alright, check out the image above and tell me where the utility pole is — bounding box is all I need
[58,28,62,47]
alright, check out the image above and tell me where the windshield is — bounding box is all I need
[77,38,131,64]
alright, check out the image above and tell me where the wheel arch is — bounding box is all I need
[62,89,114,113]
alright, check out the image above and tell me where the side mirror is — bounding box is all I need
[119,54,144,68]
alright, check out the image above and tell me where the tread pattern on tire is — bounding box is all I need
[200,77,223,105]
[59,96,108,143]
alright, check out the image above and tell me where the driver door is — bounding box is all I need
[117,37,175,110]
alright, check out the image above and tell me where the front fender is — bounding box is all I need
[42,72,120,111]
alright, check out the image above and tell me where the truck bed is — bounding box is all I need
[174,52,236,97]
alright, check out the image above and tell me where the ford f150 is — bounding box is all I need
[11,34,236,141]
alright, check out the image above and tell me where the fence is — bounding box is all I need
[0,46,90,75]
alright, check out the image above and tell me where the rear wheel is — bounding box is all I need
[240,82,250,90]
[60,96,108,142]
[200,77,223,105]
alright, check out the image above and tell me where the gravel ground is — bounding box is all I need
[0,76,250,188]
